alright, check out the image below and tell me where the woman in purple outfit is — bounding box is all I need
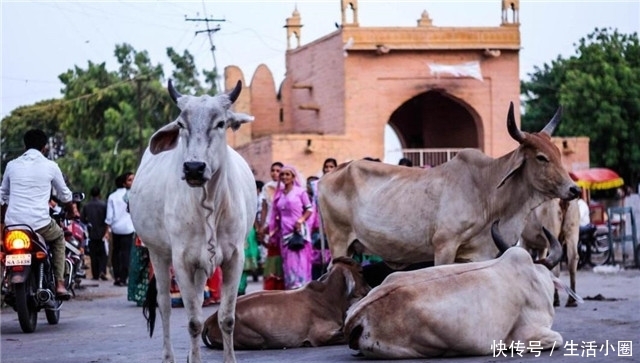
[268,165,313,290]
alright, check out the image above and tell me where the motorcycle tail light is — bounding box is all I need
[4,230,31,251]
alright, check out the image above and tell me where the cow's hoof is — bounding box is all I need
[565,299,578,308]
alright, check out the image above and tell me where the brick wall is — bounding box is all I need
[225,8,588,181]
[249,65,280,138]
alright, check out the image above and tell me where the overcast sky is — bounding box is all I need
[1,1,639,161]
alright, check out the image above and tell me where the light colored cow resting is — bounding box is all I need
[344,221,566,359]
[318,102,580,267]
[129,80,256,363]
[201,257,371,350]
[521,198,580,307]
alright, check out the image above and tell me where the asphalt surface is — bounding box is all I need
[1,266,639,363]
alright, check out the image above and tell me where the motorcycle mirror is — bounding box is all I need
[72,192,85,203]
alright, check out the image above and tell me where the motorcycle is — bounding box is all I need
[577,224,612,269]
[55,213,88,295]
[0,192,85,333]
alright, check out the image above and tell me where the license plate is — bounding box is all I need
[5,254,31,266]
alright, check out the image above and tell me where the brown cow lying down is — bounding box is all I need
[201,256,371,350]
[345,221,579,359]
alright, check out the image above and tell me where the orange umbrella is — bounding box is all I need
[569,168,624,190]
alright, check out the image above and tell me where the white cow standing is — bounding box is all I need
[129,80,256,363]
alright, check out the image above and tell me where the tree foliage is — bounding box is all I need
[522,27,640,187]
[1,43,218,198]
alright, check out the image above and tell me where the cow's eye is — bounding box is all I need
[536,154,549,163]
[177,121,185,129]
[215,121,225,129]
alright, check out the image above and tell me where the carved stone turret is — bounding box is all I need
[417,10,433,27]
[341,0,359,27]
[501,0,520,25]
[285,6,303,49]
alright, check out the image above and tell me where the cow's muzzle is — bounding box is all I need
[562,185,581,201]
[183,161,207,186]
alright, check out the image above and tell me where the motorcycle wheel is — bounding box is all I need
[45,300,60,325]
[15,281,38,333]
[589,234,612,266]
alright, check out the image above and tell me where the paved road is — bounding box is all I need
[1,267,639,363]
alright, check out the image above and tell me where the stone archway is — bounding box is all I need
[388,91,483,166]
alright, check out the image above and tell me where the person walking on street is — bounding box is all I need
[310,157,337,279]
[238,180,264,295]
[105,172,135,287]
[0,129,79,300]
[260,162,285,290]
[268,164,313,290]
[82,186,109,281]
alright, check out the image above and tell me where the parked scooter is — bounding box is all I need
[55,212,88,295]
[0,192,85,333]
[577,224,612,269]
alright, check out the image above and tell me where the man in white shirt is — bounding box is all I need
[104,172,135,286]
[577,197,591,228]
[0,129,79,300]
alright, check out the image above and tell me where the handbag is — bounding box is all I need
[284,230,306,251]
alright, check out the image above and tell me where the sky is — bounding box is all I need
[1,0,639,162]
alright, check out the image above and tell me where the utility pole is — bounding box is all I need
[186,15,225,93]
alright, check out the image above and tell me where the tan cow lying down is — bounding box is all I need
[345,222,573,359]
[201,257,371,350]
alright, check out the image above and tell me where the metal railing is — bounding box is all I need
[401,148,467,168]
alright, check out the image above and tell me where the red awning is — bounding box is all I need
[569,168,624,190]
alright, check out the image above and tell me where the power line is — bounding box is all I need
[1,78,143,119]
[185,10,225,93]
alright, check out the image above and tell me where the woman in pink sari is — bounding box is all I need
[268,165,313,289]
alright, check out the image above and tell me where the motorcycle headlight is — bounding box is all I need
[4,230,31,251]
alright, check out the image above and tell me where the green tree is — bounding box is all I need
[521,28,640,187]
[2,42,215,196]
[56,44,171,195]
[1,99,66,172]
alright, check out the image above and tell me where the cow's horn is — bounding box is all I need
[541,106,563,135]
[506,102,525,144]
[491,220,512,256]
[168,79,182,103]
[227,80,242,104]
[537,227,563,270]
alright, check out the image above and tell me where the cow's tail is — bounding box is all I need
[201,314,224,350]
[551,274,584,304]
[142,275,158,338]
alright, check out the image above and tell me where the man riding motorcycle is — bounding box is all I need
[0,129,79,300]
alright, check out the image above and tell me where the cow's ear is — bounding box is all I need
[149,122,180,154]
[497,150,525,189]
[227,111,255,131]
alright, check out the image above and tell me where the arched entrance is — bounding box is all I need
[388,91,483,167]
